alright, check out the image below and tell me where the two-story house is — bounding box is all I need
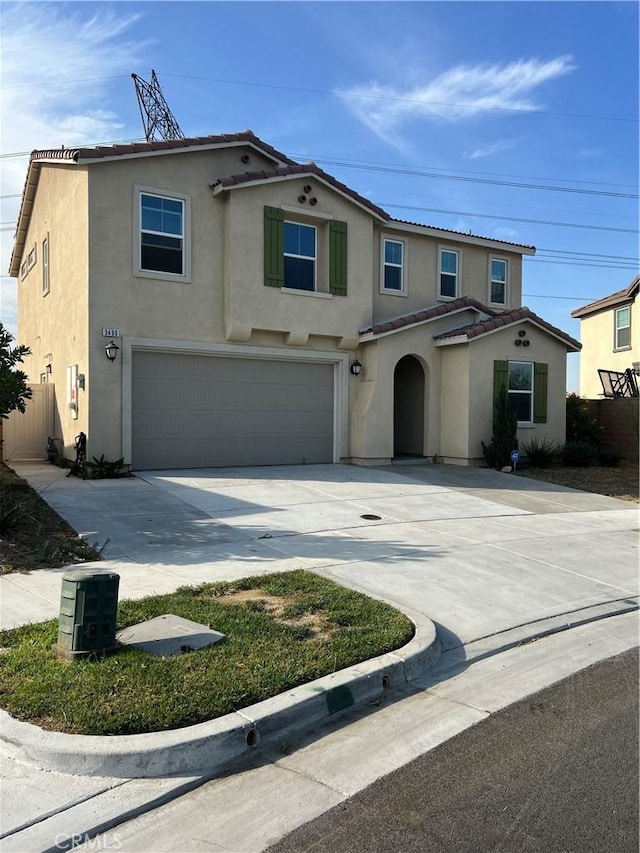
[571,276,639,398]
[9,131,580,470]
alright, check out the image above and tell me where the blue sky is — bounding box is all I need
[1,1,638,391]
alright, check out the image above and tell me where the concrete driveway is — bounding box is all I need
[3,462,638,654]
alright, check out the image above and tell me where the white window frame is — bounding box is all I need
[439,247,459,300]
[614,305,631,350]
[20,260,28,279]
[489,257,508,306]
[283,219,317,292]
[380,236,407,295]
[27,245,37,270]
[134,185,191,282]
[42,234,50,296]
[508,360,533,425]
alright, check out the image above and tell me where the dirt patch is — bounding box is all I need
[514,463,639,502]
[217,589,337,640]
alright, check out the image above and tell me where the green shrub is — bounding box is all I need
[598,446,622,467]
[0,492,36,532]
[561,440,597,467]
[521,437,558,468]
[566,393,601,446]
[482,385,518,469]
[84,455,125,479]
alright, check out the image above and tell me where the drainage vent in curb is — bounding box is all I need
[246,727,260,747]
[360,514,382,521]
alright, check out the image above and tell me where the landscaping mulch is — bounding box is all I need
[514,462,639,503]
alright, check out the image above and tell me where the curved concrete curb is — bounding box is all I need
[0,610,440,779]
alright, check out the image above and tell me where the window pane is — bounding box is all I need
[284,222,315,258]
[491,281,506,303]
[161,210,183,236]
[616,307,630,328]
[617,326,631,348]
[508,362,532,391]
[384,265,402,291]
[385,240,403,265]
[491,259,506,282]
[284,256,315,291]
[141,208,162,232]
[141,233,183,274]
[440,273,456,298]
[141,194,162,210]
[441,250,457,274]
[509,392,531,422]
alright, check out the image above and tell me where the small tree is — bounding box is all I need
[0,324,32,419]
[566,392,601,446]
[482,384,518,469]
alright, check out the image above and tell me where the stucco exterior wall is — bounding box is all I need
[577,300,638,398]
[350,310,481,462]
[462,323,570,461]
[223,180,374,346]
[371,226,523,323]
[17,165,89,458]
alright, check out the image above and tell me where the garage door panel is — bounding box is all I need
[132,352,335,469]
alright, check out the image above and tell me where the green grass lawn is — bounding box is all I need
[0,570,413,736]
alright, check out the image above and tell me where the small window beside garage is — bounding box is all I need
[494,360,547,425]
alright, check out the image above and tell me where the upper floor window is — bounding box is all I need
[382,238,405,293]
[439,249,458,299]
[615,306,631,349]
[42,235,50,295]
[140,192,184,275]
[490,258,508,305]
[264,207,347,296]
[284,221,316,291]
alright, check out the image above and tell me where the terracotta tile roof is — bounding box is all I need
[360,296,492,336]
[571,275,639,319]
[213,163,390,221]
[433,306,581,350]
[390,217,536,252]
[28,131,296,166]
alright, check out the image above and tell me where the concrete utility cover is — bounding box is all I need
[116,615,225,657]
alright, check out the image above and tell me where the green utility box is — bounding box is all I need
[56,571,120,661]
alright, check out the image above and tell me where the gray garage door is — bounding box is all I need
[131,351,335,469]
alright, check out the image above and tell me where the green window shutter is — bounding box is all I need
[493,360,508,406]
[329,220,348,296]
[264,206,284,287]
[534,362,548,423]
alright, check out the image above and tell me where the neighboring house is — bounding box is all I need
[571,276,639,398]
[9,131,580,470]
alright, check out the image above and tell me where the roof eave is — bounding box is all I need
[214,171,389,222]
[8,160,42,278]
[388,219,536,255]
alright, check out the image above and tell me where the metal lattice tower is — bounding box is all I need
[131,70,185,142]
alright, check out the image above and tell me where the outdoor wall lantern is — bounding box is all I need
[350,359,362,376]
[45,364,52,375]
[105,340,120,362]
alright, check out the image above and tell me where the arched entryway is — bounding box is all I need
[393,355,425,458]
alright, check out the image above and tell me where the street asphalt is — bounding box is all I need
[0,460,638,852]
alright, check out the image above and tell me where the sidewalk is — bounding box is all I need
[1,461,638,851]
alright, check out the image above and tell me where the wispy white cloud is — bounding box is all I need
[1,3,147,330]
[465,137,526,160]
[339,56,576,147]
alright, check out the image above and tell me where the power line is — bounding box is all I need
[523,293,601,301]
[1,69,636,124]
[385,203,637,233]
[292,153,638,191]
[159,72,638,124]
[319,160,638,199]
